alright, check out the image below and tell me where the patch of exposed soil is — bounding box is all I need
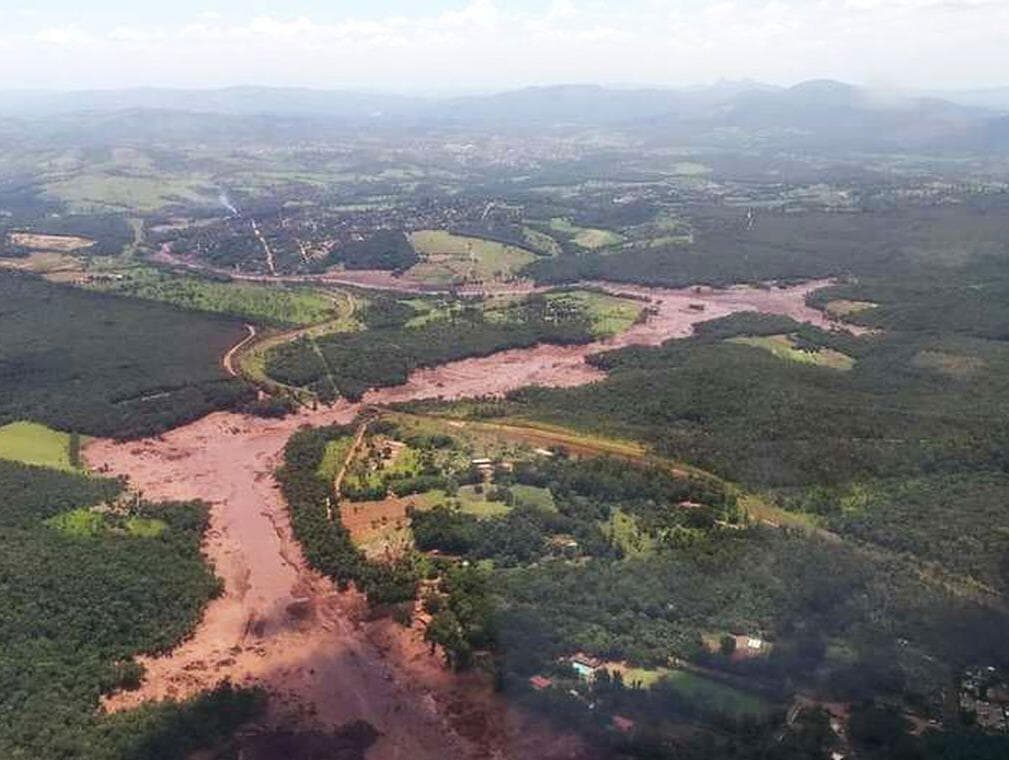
[341,495,419,560]
[86,277,849,759]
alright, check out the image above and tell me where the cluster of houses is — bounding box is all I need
[528,654,636,734]
[959,666,1009,732]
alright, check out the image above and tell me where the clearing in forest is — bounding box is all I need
[548,217,624,249]
[8,232,95,252]
[0,422,82,471]
[824,299,877,319]
[606,663,774,719]
[728,334,855,370]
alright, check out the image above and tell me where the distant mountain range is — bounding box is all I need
[2,80,1008,151]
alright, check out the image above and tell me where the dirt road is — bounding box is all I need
[222,324,257,377]
[84,277,850,759]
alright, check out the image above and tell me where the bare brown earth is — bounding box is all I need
[85,277,853,759]
[8,231,95,252]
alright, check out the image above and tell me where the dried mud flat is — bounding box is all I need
[85,278,855,759]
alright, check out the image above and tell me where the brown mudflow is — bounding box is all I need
[85,279,850,759]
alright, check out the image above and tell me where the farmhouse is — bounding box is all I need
[529,675,553,691]
[569,653,603,681]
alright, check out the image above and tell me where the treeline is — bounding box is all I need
[266,294,595,401]
[0,272,253,438]
[0,459,261,758]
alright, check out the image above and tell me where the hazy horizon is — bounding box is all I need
[5,0,1009,92]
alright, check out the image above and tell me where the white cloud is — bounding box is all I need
[1,1,1008,90]
[33,26,95,47]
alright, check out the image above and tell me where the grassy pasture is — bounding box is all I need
[84,266,341,327]
[44,172,214,213]
[545,290,643,337]
[343,440,423,495]
[407,229,536,284]
[510,484,556,512]
[824,299,877,318]
[607,663,773,718]
[46,508,105,537]
[548,217,624,249]
[317,435,355,480]
[660,670,772,718]
[728,334,855,370]
[46,507,168,539]
[0,421,81,471]
[522,226,563,256]
[454,485,512,518]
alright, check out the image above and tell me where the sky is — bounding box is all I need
[3,0,1009,92]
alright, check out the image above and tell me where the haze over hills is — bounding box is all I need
[2,79,1008,152]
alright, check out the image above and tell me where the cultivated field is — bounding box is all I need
[407,230,536,284]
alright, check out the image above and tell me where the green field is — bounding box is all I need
[728,334,855,370]
[343,441,423,495]
[621,666,772,718]
[548,217,624,249]
[523,226,564,256]
[0,421,81,471]
[317,435,355,480]
[84,266,342,327]
[45,172,215,213]
[455,485,513,518]
[404,289,641,337]
[46,507,106,537]
[602,508,656,557]
[407,229,536,284]
[545,290,644,337]
[510,484,556,511]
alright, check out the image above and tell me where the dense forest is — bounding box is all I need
[0,459,262,759]
[319,229,419,272]
[525,203,1009,288]
[0,272,253,437]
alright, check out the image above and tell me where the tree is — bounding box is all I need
[720,635,737,657]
